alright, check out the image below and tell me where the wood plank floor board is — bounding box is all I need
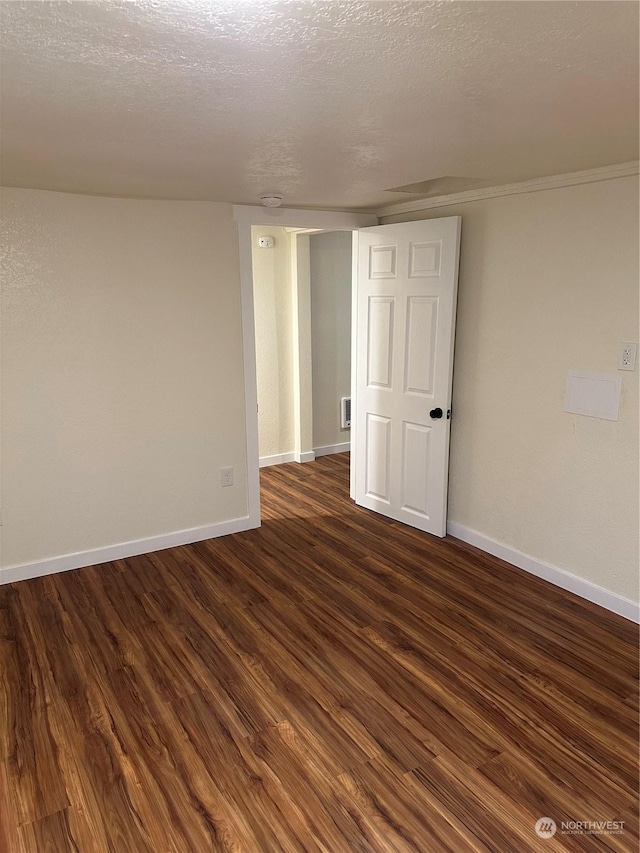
[604,808,640,853]
[245,598,458,759]
[16,809,81,853]
[477,750,625,852]
[1,453,637,851]
[318,499,636,663]
[364,618,639,795]
[324,520,637,692]
[171,690,326,852]
[408,751,568,853]
[247,721,373,853]
[138,601,289,737]
[339,758,491,853]
[249,592,506,768]
[301,520,637,708]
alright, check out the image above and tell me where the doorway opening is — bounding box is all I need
[233,205,377,529]
[251,226,353,471]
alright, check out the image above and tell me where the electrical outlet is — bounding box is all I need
[221,467,234,487]
[618,342,638,371]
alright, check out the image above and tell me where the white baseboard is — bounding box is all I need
[259,450,317,467]
[447,521,639,624]
[314,442,351,457]
[8,509,634,624]
[0,515,257,587]
[259,452,296,468]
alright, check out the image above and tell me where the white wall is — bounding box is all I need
[310,231,352,450]
[382,176,639,604]
[1,188,248,572]
[250,226,295,459]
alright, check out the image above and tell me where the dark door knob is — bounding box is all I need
[429,407,443,419]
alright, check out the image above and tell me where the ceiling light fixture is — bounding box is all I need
[260,195,283,208]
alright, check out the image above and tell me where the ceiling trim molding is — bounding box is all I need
[375,161,639,218]
[232,205,377,229]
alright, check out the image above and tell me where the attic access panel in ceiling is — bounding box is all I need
[385,176,491,197]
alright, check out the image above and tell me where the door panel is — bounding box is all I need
[369,244,397,278]
[365,414,391,502]
[404,296,438,395]
[367,297,394,388]
[354,217,461,537]
[401,421,431,518]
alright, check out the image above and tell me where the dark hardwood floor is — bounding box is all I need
[1,453,638,851]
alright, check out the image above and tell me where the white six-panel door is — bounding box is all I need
[353,217,461,537]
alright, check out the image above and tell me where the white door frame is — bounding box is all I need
[233,205,378,528]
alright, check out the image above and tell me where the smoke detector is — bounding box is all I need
[260,195,283,208]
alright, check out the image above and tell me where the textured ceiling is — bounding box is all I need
[1,0,638,210]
